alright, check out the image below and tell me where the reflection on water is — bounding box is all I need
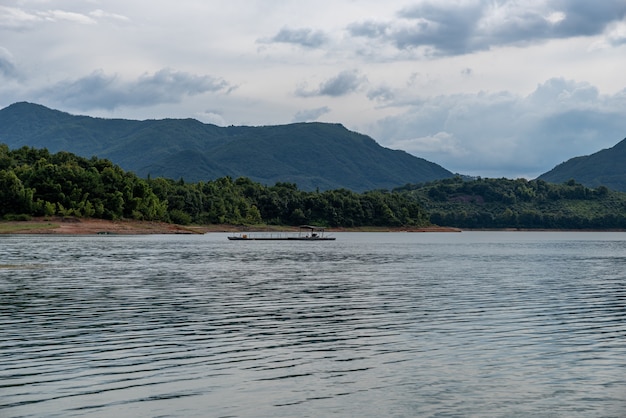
[1,232,625,417]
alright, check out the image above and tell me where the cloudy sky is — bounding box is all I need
[2,0,626,178]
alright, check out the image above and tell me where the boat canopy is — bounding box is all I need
[299,225,327,231]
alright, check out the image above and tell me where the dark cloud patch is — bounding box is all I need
[395,2,484,54]
[319,70,365,96]
[292,106,331,122]
[267,27,328,48]
[347,3,484,55]
[553,1,626,37]
[347,20,388,38]
[37,68,231,110]
[296,70,366,97]
[348,0,626,56]
[131,69,230,98]
[367,85,395,102]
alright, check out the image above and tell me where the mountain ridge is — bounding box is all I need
[537,137,626,192]
[0,102,453,191]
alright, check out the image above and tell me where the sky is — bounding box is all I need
[1,0,626,179]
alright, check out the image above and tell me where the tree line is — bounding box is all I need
[3,145,626,229]
[0,145,429,227]
[398,176,626,229]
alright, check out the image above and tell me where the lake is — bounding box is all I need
[1,231,625,417]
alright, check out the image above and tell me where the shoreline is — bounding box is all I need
[2,217,623,235]
[0,217,204,235]
[0,217,462,235]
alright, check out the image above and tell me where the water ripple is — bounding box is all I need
[1,232,625,417]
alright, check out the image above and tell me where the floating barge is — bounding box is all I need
[227,225,336,241]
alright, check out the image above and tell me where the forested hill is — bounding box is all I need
[399,176,626,229]
[0,102,453,191]
[3,145,626,229]
[537,137,626,192]
[0,145,429,227]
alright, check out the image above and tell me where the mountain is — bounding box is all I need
[0,102,453,191]
[538,137,626,192]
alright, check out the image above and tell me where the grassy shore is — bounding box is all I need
[0,217,461,235]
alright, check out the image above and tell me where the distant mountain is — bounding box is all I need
[538,137,626,192]
[0,102,453,191]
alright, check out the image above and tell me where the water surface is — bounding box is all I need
[1,232,625,417]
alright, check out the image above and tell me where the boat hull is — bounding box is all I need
[227,236,335,241]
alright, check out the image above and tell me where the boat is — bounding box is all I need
[227,225,336,241]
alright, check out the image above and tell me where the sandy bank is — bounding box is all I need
[0,217,461,235]
[0,217,203,235]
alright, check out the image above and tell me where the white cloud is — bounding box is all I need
[0,6,41,29]
[545,11,566,25]
[196,109,227,126]
[89,9,130,22]
[38,10,96,24]
[0,6,99,28]
[605,19,626,46]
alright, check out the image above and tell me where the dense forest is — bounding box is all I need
[2,145,626,229]
[0,145,429,227]
[399,176,626,229]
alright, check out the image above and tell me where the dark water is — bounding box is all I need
[1,232,625,417]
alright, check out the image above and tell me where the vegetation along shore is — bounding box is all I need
[2,145,626,232]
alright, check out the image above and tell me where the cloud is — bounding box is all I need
[89,9,130,23]
[367,85,395,102]
[292,106,331,122]
[374,78,626,178]
[551,1,626,37]
[40,10,96,25]
[36,68,232,110]
[4,7,95,27]
[602,18,626,47]
[265,27,328,48]
[196,109,227,126]
[394,1,484,54]
[347,0,626,56]
[527,77,600,105]
[390,131,468,157]
[0,5,128,30]
[296,69,367,97]
[0,47,17,79]
[0,6,40,29]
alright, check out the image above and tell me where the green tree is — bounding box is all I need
[0,170,32,215]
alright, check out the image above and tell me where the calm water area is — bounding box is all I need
[1,231,625,417]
